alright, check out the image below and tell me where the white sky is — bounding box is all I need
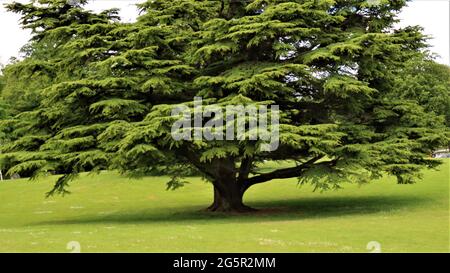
[0,0,449,65]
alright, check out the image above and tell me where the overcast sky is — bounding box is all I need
[0,0,449,65]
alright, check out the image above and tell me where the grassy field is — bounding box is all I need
[0,159,448,253]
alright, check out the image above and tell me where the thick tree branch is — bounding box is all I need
[237,156,253,184]
[242,156,323,190]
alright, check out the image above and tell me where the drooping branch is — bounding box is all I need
[242,156,324,190]
[179,147,216,180]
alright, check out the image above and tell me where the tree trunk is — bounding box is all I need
[203,159,256,213]
[206,183,255,213]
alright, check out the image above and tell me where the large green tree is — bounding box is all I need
[1,0,448,212]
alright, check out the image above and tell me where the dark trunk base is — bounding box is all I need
[206,186,257,213]
[206,202,257,213]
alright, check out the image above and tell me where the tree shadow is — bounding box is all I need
[32,194,433,226]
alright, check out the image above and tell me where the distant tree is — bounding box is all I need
[0,66,4,93]
[1,68,8,180]
[0,69,10,136]
[392,57,450,127]
[1,0,448,212]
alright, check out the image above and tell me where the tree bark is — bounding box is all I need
[206,182,255,213]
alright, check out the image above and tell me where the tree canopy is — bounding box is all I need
[0,0,448,212]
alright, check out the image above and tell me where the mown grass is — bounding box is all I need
[0,159,448,252]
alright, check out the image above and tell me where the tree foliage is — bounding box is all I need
[0,0,448,212]
[392,57,450,127]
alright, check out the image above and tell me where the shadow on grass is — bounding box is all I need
[32,194,432,226]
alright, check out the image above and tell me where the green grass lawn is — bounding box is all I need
[0,159,448,253]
